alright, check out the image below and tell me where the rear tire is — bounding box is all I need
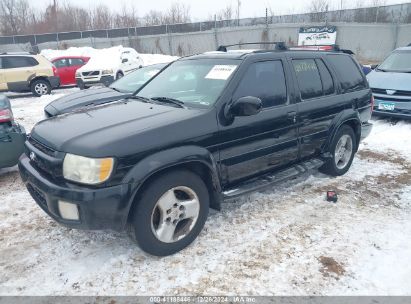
[320,125,356,176]
[31,79,51,97]
[130,170,209,256]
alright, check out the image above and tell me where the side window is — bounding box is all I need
[327,54,366,92]
[54,59,68,68]
[316,59,335,95]
[292,59,323,100]
[69,58,84,66]
[3,56,38,69]
[233,61,287,108]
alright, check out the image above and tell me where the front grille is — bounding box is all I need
[82,71,99,77]
[372,88,411,97]
[28,137,55,156]
[27,184,47,207]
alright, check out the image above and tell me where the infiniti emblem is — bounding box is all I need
[386,90,396,95]
[30,152,36,161]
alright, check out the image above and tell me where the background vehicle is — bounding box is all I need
[0,95,26,168]
[367,46,411,119]
[44,63,167,117]
[52,56,89,86]
[75,48,143,89]
[0,52,60,96]
[19,44,373,256]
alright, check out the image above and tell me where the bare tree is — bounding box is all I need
[308,0,329,22]
[216,4,234,21]
[0,0,30,35]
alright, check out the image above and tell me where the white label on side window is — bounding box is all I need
[205,65,237,80]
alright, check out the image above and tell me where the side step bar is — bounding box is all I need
[222,158,324,200]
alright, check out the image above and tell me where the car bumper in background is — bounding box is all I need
[76,75,115,87]
[361,122,373,140]
[372,96,411,119]
[18,154,134,231]
[49,76,60,89]
[0,124,26,168]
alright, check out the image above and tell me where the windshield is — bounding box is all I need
[378,51,411,72]
[110,64,166,93]
[136,59,240,106]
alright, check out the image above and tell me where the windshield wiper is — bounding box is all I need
[151,97,185,108]
[126,95,154,103]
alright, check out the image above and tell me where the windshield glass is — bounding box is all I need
[110,64,166,93]
[137,59,240,106]
[378,51,411,72]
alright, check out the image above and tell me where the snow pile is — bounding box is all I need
[40,46,178,67]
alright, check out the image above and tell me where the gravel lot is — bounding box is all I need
[0,90,410,295]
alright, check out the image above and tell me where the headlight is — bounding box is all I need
[75,72,81,78]
[63,154,114,185]
[102,69,113,75]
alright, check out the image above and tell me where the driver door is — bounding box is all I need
[218,59,299,185]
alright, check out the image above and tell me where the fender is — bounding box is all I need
[321,108,362,156]
[123,145,222,218]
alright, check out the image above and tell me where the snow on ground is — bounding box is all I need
[0,92,410,295]
[40,46,178,67]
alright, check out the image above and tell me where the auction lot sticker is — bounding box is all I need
[206,65,237,80]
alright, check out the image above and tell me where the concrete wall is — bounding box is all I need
[2,22,411,63]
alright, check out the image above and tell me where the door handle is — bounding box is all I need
[287,111,297,124]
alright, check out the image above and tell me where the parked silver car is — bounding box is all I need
[367,46,411,119]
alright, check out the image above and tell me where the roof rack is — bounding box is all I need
[289,44,354,55]
[216,42,288,52]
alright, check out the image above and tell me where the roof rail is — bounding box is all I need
[289,44,355,55]
[216,42,288,52]
[0,51,37,55]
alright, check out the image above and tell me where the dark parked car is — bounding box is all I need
[367,46,411,119]
[0,95,26,168]
[44,63,168,117]
[19,45,373,256]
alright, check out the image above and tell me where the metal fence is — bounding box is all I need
[0,2,410,49]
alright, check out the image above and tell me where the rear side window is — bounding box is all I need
[316,59,335,95]
[53,59,68,68]
[327,54,366,92]
[293,59,323,100]
[233,60,287,108]
[2,56,38,69]
[69,58,84,66]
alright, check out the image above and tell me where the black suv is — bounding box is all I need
[19,45,373,256]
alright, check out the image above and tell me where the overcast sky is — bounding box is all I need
[36,0,411,20]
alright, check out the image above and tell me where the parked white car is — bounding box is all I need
[75,47,143,89]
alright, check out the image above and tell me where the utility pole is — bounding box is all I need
[236,0,241,26]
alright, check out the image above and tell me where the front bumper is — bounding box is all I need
[76,75,115,87]
[361,122,373,140]
[18,154,134,231]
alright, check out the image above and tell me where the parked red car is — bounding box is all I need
[51,56,90,86]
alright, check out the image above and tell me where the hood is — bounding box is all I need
[32,100,207,158]
[44,87,128,116]
[367,70,411,91]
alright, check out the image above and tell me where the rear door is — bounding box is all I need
[218,58,299,185]
[67,58,85,85]
[53,58,70,85]
[288,54,344,160]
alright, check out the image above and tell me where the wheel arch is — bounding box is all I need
[322,110,362,155]
[124,146,222,226]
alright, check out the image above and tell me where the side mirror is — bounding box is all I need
[122,58,129,63]
[371,64,378,70]
[230,96,262,117]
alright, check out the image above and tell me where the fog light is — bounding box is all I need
[58,200,79,221]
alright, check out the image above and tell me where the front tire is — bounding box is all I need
[130,170,209,256]
[31,79,51,97]
[320,125,356,176]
